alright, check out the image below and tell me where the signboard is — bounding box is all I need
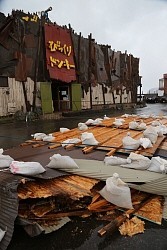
[44,24,76,83]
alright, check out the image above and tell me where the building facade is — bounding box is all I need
[0,10,141,117]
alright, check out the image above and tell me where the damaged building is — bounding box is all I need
[0,10,141,117]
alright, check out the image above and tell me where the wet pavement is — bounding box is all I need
[1,103,167,250]
[1,103,167,150]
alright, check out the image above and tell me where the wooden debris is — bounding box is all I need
[98,194,155,236]
[135,195,164,225]
[119,216,145,236]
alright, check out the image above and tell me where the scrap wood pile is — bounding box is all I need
[17,174,164,237]
[20,114,167,158]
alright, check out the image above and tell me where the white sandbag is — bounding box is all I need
[31,133,46,140]
[151,115,160,119]
[91,118,103,125]
[159,124,167,135]
[60,127,70,133]
[121,159,151,170]
[143,126,158,144]
[78,123,88,131]
[47,154,79,169]
[85,119,94,125]
[10,161,46,176]
[138,121,147,130]
[129,121,147,131]
[139,114,149,119]
[104,156,131,165]
[113,118,124,127]
[42,135,55,142]
[121,114,130,118]
[99,173,133,209]
[61,138,81,147]
[129,121,138,130]
[155,126,164,137]
[151,120,161,126]
[139,138,153,149]
[0,148,14,168]
[103,115,110,120]
[121,152,151,170]
[0,228,6,242]
[148,157,167,173]
[128,152,150,161]
[81,132,99,145]
[122,132,140,150]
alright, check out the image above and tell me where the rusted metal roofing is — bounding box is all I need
[95,44,108,84]
[71,33,89,92]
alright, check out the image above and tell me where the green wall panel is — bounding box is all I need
[40,82,53,114]
[71,83,81,111]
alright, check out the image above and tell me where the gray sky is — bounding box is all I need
[1,0,167,93]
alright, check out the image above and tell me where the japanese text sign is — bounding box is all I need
[44,24,76,82]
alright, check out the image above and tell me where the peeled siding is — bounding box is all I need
[104,86,114,104]
[92,85,104,106]
[0,88,8,116]
[0,77,38,116]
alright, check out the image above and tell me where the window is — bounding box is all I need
[0,76,8,87]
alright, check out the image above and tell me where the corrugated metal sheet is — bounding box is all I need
[57,159,166,184]
[0,173,30,250]
[129,177,167,196]
[163,196,167,219]
[17,216,70,236]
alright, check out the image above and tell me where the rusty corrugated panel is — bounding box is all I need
[108,49,121,90]
[79,37,89,92]
[44,24,76,83]
[71,32,79,70]
[95,44,108,84]
[15,51,27,82]
[0,12,6,26]
[25,34,36,48]
[25,57,33,76]
[0,16,15,49]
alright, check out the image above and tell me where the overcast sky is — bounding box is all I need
[1,0,167,93]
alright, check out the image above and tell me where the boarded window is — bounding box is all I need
[0,76,8,87]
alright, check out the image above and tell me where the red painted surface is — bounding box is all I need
[44,24,76,83]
